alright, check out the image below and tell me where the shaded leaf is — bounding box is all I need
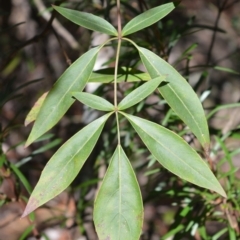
[214,66,240,75]
[137,46,210,149]
[26,47,100,146]
[122,3,175,36]
[53,5,118,36]
[24,91,48,126]
[122,113,226,197]
[22,113,111,217]
[118,76,165,110]
[94,145,143,240]
[10,163,32,194]
[19,225,35,240]
[72,92,114,111]
[89,67,151,83]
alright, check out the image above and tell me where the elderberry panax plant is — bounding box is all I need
[22,1,226,239]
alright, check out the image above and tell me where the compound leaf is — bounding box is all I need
[26,47,100,146]
[72,92,114,111]
[118,76,165,110]
[53,5,118,36]
[94,145,143,240]
[22,113,111,217]
[137,46,210,150]
[122,113,226,198]
[122,3,175,36]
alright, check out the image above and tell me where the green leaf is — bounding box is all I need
[89,67,151,83]
[21,113,111,217]
[53,5,118,36]
[19,225,35,240]
[94,145,143,240]
[24,91,48,126]
[214,66,240,75]
[137,46,210,149]
[10,163,32,194]
[72,92,114,111]
[122,113,226,197]
[118,76,165,110]
[26,47,100,146]
[122,3,175,36]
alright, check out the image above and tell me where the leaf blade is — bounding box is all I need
[137,46,210,149]
[118,76,165,110]
[122,113,226,197]
[122,3,175,36]
[26,47,100,146]
[24,91,48,126]
[94,145,143,240]
[72,92,114,111]
[89,67,151,83]
[53,5,118,36]
[22,113,111,217]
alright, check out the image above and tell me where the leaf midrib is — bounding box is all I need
[66,11,116,33]
[37,119,104,198]
[129,116,216,188]
[123,6,172,34]
[35,49,98,136]
[139,48,207,144]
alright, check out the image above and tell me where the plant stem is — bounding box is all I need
[114,0,122,145]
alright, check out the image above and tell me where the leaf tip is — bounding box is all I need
[24,137,33,148]
[21,197,39,218]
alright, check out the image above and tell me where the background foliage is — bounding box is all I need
[0,0,240,239]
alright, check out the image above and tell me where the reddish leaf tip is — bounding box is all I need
[21,197,39,218]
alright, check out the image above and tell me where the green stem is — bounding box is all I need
[114,0,122,145]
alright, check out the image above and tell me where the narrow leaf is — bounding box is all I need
[214,66,240,75]
[118,76,165,110]
[137,46,210,149]
[94,145,143,239]
[89,67,151,83]
[122,113,226,197]
[53,5,118,36]
[24,91,48,126]
[26,47,100,146]
[72,92,114,111]
[10,163,32,194]
[22,113,111,217]
[122,3,175,36]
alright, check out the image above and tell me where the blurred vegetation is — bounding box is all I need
[0,0,240,239]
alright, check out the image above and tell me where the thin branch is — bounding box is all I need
[1,13,55,72]
[206,0,229,65]
[51,27,72,66]
[115,0,122,145]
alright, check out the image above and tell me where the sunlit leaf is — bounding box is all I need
[24,91,48,126]
[137,46,210,149]
[53,5,118,36]
[94,145,143,239]
[89,67,151,83]
[122,113,226,197]
[21,113,112,217]
[122,3,175,36]
[118,76,165,110]
[72,92,114,111]
[26,47,100,146]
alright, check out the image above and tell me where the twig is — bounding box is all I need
[51,27,72,66]
[206,0,229,65]
[1,13,55,72]
[34,0,79,50]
